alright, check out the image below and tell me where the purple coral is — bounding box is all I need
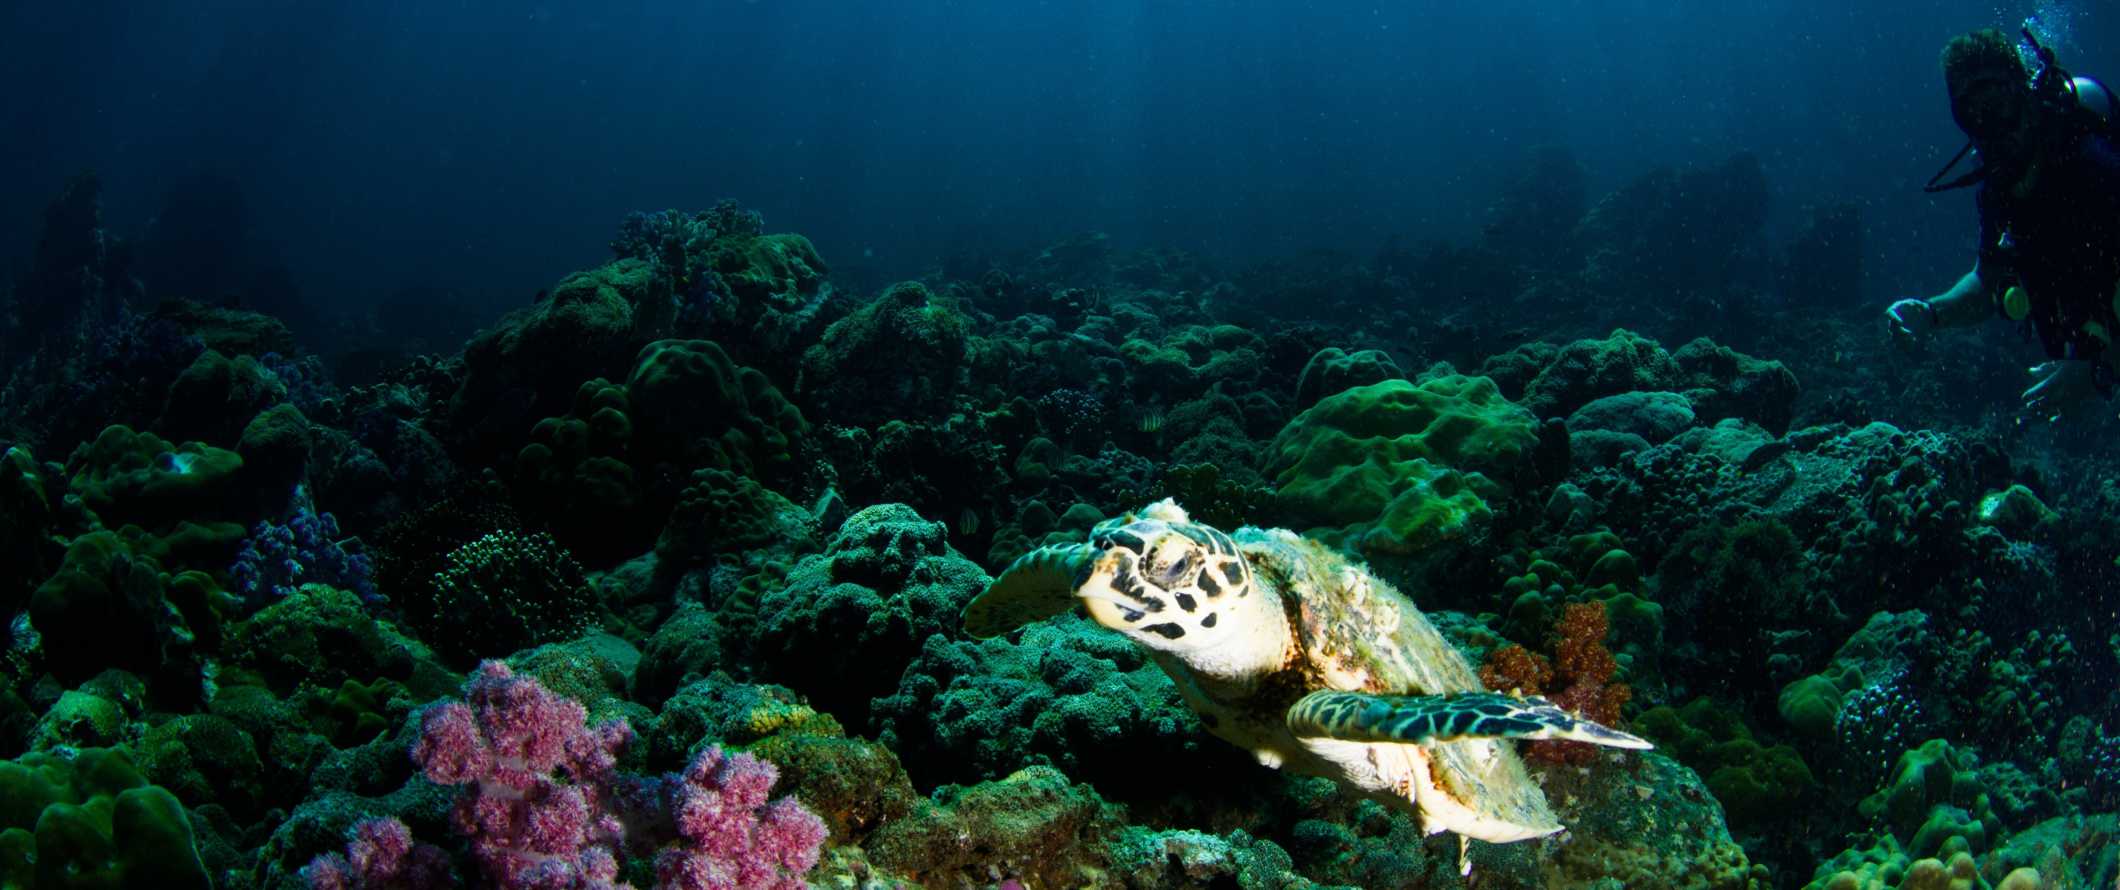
[411,661,826,890]
[653,747,828,890]
[261,351,340,415]
[411,661,633,890]
[303,816,456,889]
[229,503,380,606]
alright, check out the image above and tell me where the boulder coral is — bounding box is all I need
[1264,374,1537,559]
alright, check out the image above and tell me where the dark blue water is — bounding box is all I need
[9,1,2104,340]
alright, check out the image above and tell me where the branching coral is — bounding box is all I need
[418,530,596,667]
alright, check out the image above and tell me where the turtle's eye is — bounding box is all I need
[1152,549,1200,588]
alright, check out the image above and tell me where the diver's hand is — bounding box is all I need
[1886,298,1937,343]
[2021,359,2098,421]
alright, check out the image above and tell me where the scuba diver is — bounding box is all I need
[1886,27,2120,421]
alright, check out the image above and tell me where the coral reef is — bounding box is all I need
[2,184,2114,890]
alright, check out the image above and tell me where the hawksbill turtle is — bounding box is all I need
[964,499,1650,848]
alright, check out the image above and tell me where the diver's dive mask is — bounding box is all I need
[1950,74,2029,143]
[1927,75,2035,193]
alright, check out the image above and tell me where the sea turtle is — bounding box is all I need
[963,499,1650,848]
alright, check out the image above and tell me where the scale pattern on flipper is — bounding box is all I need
[1288,690,1653,748]
[963,544,1091,639]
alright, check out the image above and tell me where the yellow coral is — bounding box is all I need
[1993,868,2042,890]
[743,699,843,739]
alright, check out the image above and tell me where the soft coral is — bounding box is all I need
[410,660,633,888]
[398,660,825,890]
[1479,600,1631,765]
[653,747,827,890]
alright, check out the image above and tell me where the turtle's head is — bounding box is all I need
[1077,500,1281,674]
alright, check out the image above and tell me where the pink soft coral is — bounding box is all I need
[407,660,826,890]
[304,816,455,889]
[411,660,634,889]
[654,747,828,890]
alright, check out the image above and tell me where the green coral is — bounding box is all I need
[1656,516,1809,690]
[512,340,810,561]
[1634,697,1817,830]
[29,532,190,688]
[1293,346,1403,411]
[513,378,644,562]
[1503,329,1798,431]
[0,747,211,890]
[296,676,407,749]
[1487,529,1664,690]
[235,403,313,493]
[1776,611,1934,783]
[225,583,435,697]
[135,714,267,823]
[151,300,296,357]
[872,613,1231,799]
[418,529,598,668]
[628,338,808,481]
[1118,323,1268,399]
[639,675,920,850]
[446,258,657,461]
[712,233,829,314]
[863,765,1128,887]
[1538,751,1768,889]
[1779,674,1846,740]
[26,674,149,754]
[1517,329,1682,418]
[1162,388,1269,469]
[797,281,969,426]
[1265,375,1536,558]
[1107,827,1312,889]
[841,415,1010,524]
[630,216,833,368]
[65,425,248,532]
[1498,529,1640,605]
[1974,484,2058,539]
[1859,739,1994,847]
[155,349,285,446]
[505,261,652,363]
[655,468,814,582]
[753,504,987,724]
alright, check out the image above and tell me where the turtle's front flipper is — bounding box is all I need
[1287,690,1653,750]
[963,544,1095,639]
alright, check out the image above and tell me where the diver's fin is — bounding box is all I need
[1286,690,1653,749]
[962,543,1094,639]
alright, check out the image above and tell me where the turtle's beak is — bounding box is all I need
[1076,552,1160,630]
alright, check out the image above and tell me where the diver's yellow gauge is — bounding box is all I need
[2003,284,2031,320]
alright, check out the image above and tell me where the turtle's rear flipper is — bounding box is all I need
[963,543,1094,639]
[1288,690,1653,749]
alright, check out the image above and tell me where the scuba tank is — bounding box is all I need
[2065,74,2119,129]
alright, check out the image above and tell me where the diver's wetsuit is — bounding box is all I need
[1977,129,2120,362]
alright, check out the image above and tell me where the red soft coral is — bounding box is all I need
[1481,601,1632,765]
[1477,643,1553,694]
